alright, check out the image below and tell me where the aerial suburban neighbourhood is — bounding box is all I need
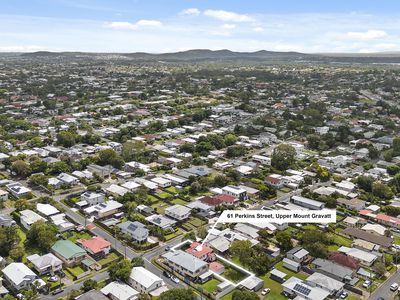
[2,2,400,300]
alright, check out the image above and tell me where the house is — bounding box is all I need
[283,258,300,272]
[165,204,191,221]
[36,203,59,217]
[145,214,176,230]
[337,246,377,266]
[87,164,112,178]
[121,181,141,192]
[129,267,166,295]
[306,272,344,296]
[162,250,209,279]
[270,268,288,283]
[341,227,392,248]
[77,236,111,259]
[337,198,366,211]
[265,174,288,188]
[51,240,86,267]
[125,161,151,173]
[0,189,8,200]
[286,247,310,264]
[84,200,123,219]
[57,173,79,185]
[312,258,355,283]
[20,209,46,230]
[80,191,105,206]
[240,276,264,292]
[291,196,325,210]
[118,221,149,243]
[27,253,62,275]
[252,154,271,165]
[105,184,129,197]
[0,214,16,227]
[361,223,386,236]
[2,263,38,291]
[150,177,171,188]
[221,185,247,201]
[200,194,236,206]
[6,182,31,198]
[328,252,360,270]
[77,290,110,300]
[282,277,330,300]
[101,281,139,300]
[186,242,216,262]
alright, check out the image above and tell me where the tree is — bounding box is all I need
[271,144,296,171]
[15,198,32,211]
[9,245,25,261]
[224,134,237,146]
[232,290,259,300]
[372,182,393,200]
[12,160,32,177]
[98,149,124,169]
[82,279,98,292]
[226,145,246,158]
[229,240,252,265]
[56,131,77,147]
[197,225,207,239]
[276,231,293,251]
[27,221,58,251]
[122,141,146,162]
[307,134,321,150]
[109,259,132,282]
[131,257,144,267]
[394,137,400,156]
[0,226,20,257]
[356,175,374,192]
[159,289,196,300]
[373,261,386,278]
[368,146,380,159]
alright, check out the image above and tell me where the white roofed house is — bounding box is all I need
[150,177,172,188]
[80,191,105,206]
[57,173,79,185]
[36,203,59,218]
[129,267,167,296]
[221,185,248,201]
[20,209,46,230]
[101,281,139,300]
[0,189,8,201]
[121,181,141,192]
[84,200,123,219]
[162,250,209,280]
[118,221,149,243]
[27,253,62,275]
[287,247,310,264]
[291,196,325,210]
[105,184,129,198]
[165,204,191,221]
[145,214,176,230]
[6,182,31,198]
[2,262,39,291]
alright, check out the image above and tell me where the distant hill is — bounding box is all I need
[17,49,400,64]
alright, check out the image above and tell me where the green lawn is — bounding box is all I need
[274,261,308,280]
[67,265,85,278]
[166,186,178,194]
[171,198,188,205]
[221,265,247,283]
[164,228,182,241]
[156,192,171,199]
[197,278,221,293]
[146,195,158,203]
[98,252,119,267]
[394,236,400,245]
[302,224,317,231]
[62,231,92,243]
[261,273,286,300]
[151,202,169,214]
[328,233,352,247]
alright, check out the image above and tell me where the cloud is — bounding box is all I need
[180,8,200,16]
[204,9,255,23]
[221,24,236,30]
[106,19,162,30]
[346,30,388,40]
[252,27,264,32]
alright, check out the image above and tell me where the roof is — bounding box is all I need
[240,276,264,290]
[2,263,36,285]
[328,252,360,270]
[129,267,163,289]
[338,246,377,263]
[342,227,392,247]
[282,277,330,300]
[283,258,300,268]
[20,209,46,225]
[36,203,59,216]
[118,221,148,237]
[292,195,324,208]
[51,240,86,259]
[101,281,139,300]
[312,258,354,280]
[361,223,386,236]
[162,250,208,273]
[186,242,213,258]
[27,253,62,269]
[78,236,111,254]
[77,290,109,300]
[306,272,345,292]
[165,204,191,216]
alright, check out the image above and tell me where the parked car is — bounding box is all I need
[390,283,399,291]
[171,275,180,283]
[362,280,372,288]
[163,271,171,278]
[261,288,270,295]
[340,292,348,299]
[51,288,64,295]
[165,246,171,251]
[48,275,59,282]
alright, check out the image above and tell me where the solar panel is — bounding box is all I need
[127,223,138,231]
[293,283,311,296]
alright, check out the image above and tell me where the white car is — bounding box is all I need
[171,275,180,284]
[362,280,371,288]
[261,288,270,295]
[390,283,399,291]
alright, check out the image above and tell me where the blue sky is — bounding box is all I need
[1,0,400,53]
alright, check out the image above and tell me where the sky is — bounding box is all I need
[1,0,400,53]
